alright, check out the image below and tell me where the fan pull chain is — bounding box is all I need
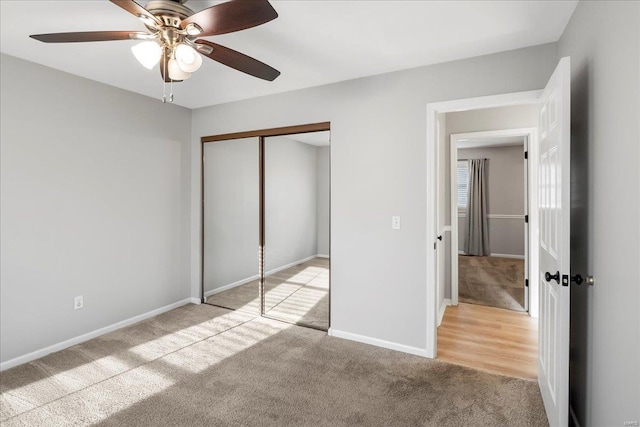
[169,76,174,103]
[162,51,167,103]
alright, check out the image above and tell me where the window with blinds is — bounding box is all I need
[457,160,469,209]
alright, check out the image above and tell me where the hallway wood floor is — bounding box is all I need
[437,303,538,381]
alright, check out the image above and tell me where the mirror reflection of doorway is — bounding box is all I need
[201,126,330,331]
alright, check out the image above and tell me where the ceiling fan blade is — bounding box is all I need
[30,31,148,43]
[182,0,278,37]
[110,0,162,27]
[195,40,280,81]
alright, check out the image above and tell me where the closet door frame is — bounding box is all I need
[201,122,331,327]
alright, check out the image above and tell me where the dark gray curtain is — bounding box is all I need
[464,159,490,256]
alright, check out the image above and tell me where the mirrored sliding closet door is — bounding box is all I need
[262,131,330,330]
[203,137,259,314]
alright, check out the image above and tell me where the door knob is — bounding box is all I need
[545,271,560,284]
[562,274,595,286]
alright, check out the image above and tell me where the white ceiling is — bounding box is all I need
[0,0,577,109]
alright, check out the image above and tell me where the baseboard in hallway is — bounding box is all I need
[438,298,451,326]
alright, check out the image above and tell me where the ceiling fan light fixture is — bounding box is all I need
[185,23,203,36]
[175,43,202,73]
[168,58,191,80]
[131,41,162,69]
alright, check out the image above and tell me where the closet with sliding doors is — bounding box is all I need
[201,124,331,331]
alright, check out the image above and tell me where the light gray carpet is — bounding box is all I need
[207,257,329,330]
[0,304,547,426]
[458,255,525,311]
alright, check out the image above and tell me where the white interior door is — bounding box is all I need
[537,57,571,427]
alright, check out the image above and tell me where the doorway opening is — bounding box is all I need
[427,97,541,380]
[440,126,538,380]
[200,123,331,332]
[450,128,534,314]
[428,58,572,426]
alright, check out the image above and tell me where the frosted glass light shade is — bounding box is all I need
[175,44,202,73]
[131,41,162,69]
[168,58,191,80]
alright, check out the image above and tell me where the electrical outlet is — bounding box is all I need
[74,296,83,310]
[392,216,401,230]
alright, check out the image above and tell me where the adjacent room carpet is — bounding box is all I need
[0,304,548,426]
[458,255,525,311]
[207,257,329,330]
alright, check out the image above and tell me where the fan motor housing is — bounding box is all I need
[145,0,194,28]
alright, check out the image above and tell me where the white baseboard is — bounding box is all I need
[188,297,202,305]
[569,404,581,427]
[328,328,429,358]
[204,254,322,298]
[490,253,525,259]
[0,298,196,372]
[438,298,451,327]
[265,254,318,276]
[204,274,260,298]
[458,251,466,255]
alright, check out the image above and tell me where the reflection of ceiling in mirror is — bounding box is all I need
[283,131,330,147]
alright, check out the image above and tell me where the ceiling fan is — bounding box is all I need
[30,0,280,101]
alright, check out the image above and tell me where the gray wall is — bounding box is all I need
[457,145,525,256]
[203,138,259,294]
[316,146,330,256]
[0,55,192,363]
[265,137,318,272]
[444,105,538,223]
[558,1,640,425]
[190,43,559,350]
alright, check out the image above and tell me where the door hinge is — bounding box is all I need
[525,215,529,223]
[524,151,528,159]
[434,235,443,250]
[525,279,529,288]
[562,274,569,287]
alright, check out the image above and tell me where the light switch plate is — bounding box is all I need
[392,216,401,230]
